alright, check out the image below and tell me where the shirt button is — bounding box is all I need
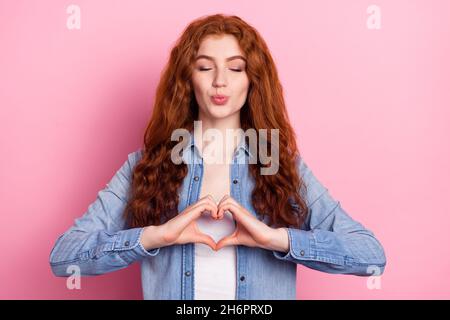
[124,241,130,246]
[300,250,305,256]
[194,176,199,181]
[185,271,191,277]
[233,179,238,184]
[240,275,245,281]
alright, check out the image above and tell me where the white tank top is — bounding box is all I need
[194,209,237,300]
[192,132,238,300]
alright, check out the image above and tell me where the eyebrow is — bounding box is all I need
[195,55,247,63]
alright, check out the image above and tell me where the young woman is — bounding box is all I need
[50,14,386,300]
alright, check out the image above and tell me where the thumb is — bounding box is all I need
[215,232,237,251]
[195,233,217,251]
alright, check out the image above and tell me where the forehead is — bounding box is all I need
[197,34,244,57]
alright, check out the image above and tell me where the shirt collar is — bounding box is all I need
[185,129,252,160]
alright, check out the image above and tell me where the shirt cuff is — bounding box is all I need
[113,227,160,262]
[273,228,315,261]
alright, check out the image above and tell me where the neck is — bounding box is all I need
[194,112,243,164]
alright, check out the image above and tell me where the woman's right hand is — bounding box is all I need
[141,195,220,251]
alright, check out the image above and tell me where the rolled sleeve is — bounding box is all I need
[114,227,160,262]
[273,228,314,261]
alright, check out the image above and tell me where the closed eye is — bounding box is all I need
[198,67,243,72]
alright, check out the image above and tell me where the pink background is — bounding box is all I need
[1,0,449,299]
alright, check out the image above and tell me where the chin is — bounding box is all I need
[206,105,237,119]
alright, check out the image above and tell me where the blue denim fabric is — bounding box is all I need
[49,131,386,299]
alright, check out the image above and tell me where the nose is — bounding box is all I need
[212,68,227,88]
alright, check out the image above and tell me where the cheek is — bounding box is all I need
[191,75,210,109]
[192,74,211,94]
[233,77,250,98]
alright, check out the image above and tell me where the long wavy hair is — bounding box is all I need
[124,14,308,229]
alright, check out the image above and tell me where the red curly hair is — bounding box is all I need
[124,13,308,229]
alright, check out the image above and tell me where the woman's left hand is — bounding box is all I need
[215,195,289,253]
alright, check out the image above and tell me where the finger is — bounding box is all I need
[194,195,216,207]
[217,194,231,208]
[198,194,215,205]
[219,196,251,217]
[218,197,239,214]
[217,202,231,219]
[200,194,214,201]
[179,203,217,228]
[200,194,218,207]
[190,200,218,219]
[218,209,225,220]
[200,201,219,219]
[192,197,218,219]
[217,195,234,219]
[218,203,256,233]
[217,203,241,221]
[206,194,216,204]
[194,202,218,220]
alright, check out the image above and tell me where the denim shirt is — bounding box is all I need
[49,131,386,300]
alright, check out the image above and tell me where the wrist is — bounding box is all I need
[266,227,290,253]
[141,225,165,250]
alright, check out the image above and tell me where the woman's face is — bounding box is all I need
[191,34,250,120]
